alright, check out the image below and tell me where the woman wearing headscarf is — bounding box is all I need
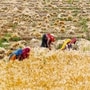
[19,47,30,61]
[41,33,55,50]
[61,38,77,50]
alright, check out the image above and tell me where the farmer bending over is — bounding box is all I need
[41,33,55,50]
[61,38,77,50]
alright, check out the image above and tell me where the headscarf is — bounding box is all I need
[13,48,22,56]
[70,38,77,44]
[47,33,55,42]
[22,47,30,54]
[21,47,30,59]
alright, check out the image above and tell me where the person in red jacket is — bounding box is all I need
[19,47,30,61]
[41,33,55,50]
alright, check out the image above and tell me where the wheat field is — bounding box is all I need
[0,48,90,90]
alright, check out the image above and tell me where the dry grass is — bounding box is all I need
[0,48,90,90]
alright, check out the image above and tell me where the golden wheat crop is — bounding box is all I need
[0,48,90,90]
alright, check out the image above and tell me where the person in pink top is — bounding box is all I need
[19,47,30,61]
[41,33,55,50]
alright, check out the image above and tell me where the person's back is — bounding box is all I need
[41,34,48,47]
[9,48,22,61]
[41,33,55,50]
[13,48,22,55]
[61,39,71,50]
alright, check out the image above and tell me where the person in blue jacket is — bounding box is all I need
[9,48,23,61]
